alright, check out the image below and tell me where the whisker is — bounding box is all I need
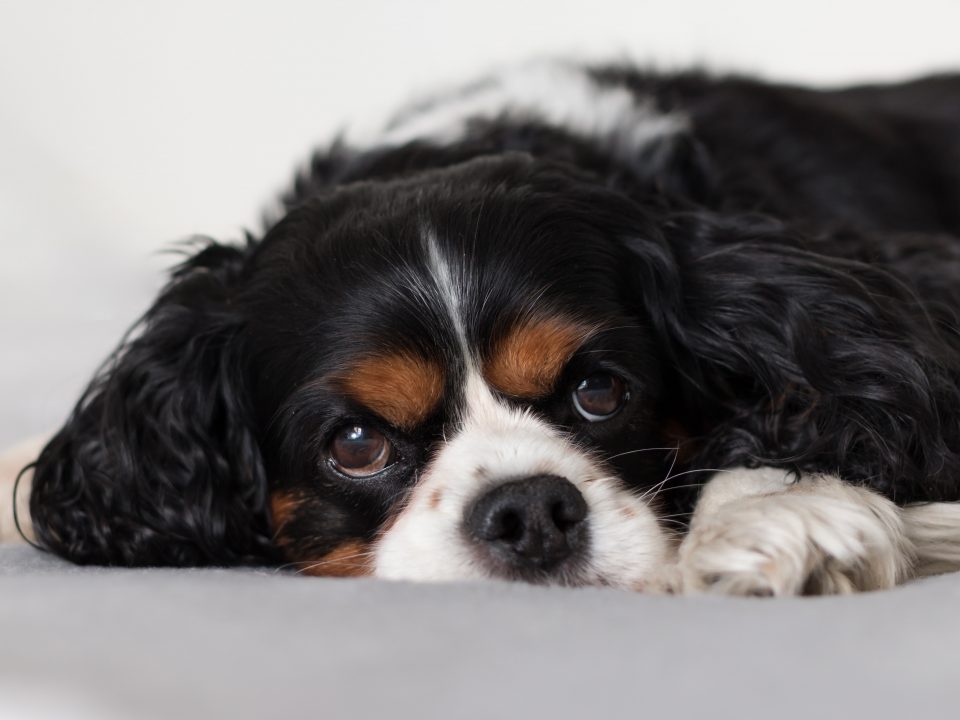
[641,467,733,506]
[606,446,679,462]
[664,467,734,483]
[656,482,710,492]
[635,443,681,502]
[638,481,711,504]
[292,550,378,576]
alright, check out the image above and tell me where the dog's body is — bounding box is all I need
[14,62,960,594]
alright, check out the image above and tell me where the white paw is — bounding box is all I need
[676,476,914,596]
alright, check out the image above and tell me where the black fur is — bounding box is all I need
[29,66,960,566]
[30,241,276,564]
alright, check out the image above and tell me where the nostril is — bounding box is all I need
[489,508,524,543]
[551,501,579,532]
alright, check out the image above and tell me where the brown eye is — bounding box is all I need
[328,425,394,477]
[573,373,629,421]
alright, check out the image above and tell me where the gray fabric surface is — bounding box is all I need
[2,545,959,719]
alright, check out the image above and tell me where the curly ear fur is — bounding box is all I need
[29,240,275,565]
[628,212,960,503]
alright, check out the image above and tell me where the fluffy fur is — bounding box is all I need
[21,62,960,594]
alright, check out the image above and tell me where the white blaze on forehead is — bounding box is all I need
[425,229,472,361]
[352,60,688,157]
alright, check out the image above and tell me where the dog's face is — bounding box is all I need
[243,155,675,586]
[30,147,936,586]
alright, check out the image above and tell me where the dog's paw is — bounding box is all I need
[676,478,914,596]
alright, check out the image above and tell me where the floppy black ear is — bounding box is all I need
[626,212,960,503]
[30,240,275,565]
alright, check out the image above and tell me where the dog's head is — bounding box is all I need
[30,154,686,586]
[251,155,677,586]
[31,151,944,586]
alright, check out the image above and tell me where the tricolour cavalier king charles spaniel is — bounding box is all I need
[13,62,960,595]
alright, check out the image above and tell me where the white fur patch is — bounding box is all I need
[424,230,471,359]
[354,61,687,157]
[675,467,915,596]
[373,370,673,588]
[903,502,960,577]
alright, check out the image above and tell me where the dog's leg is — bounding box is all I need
[674,467,916,596]
[0,436,44,544]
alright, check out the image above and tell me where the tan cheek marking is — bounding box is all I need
[484,316,597,399]
[270,491,301,534]
[299,540,372,578]
[271,490,379,577]
[337,352,444,430]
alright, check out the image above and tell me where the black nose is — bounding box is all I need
[465,475,588,575]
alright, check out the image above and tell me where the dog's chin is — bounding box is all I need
[370,548,673,591]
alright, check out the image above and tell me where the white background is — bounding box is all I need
[1,0,959,444]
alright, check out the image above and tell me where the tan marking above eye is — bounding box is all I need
[484,315,598,399]
[336,352,444,430]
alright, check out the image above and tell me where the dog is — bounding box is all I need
[12,61,960,595]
